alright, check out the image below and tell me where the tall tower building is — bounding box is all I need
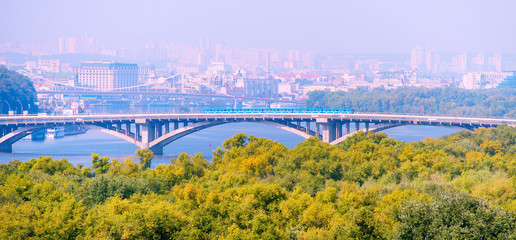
[410,46,425,71]
[266,52,270,77]
[301,52,315,69]
[200,37,211,52]
[488,54,502,72]
[58,38,68,54]
[471,53,485,72]
[453,53,468,73]
[425,50,433,74]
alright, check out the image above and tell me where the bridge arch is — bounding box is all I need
[147,120,313,154]
[86,124,141,147]
[0,126,48,152]
[0,120,313,154]
[330,122,473,145]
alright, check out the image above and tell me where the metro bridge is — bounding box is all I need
[1,111,515,154]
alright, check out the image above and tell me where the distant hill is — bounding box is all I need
[0,65,37,114]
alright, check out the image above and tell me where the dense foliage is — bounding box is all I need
[0,65,38,114]
[307,87,516,117]
[1,126,516,239]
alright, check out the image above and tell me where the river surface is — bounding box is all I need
[0,123,458,167]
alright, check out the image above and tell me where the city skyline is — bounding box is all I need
[2,0,516,54]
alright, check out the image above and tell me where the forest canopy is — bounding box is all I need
[307,87,516,117]
[0,65,37,114]
[1,125,516,239]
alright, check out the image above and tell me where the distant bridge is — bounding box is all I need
[37,90,304,104]
[1,112,514,154]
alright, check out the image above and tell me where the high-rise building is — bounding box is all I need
[488,54,502,72]
[471,53,485,72]
[301,52,315,69]
[78,61,138,91]
[453,53,468,73]
[58,36,99,54]
[425,50,433,73]
[410,46,425,71]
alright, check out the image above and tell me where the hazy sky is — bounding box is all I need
[1,0,515,53]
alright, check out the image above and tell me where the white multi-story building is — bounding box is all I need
[78,61,138,91]
[37,59,61,73]
[138,64,155,83]
[460,72,511,89]
[235,78,279,98]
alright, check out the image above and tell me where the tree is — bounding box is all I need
[305,87,516,118]
[91,154,111,175]
[395,192,516,239]
[136,149,154,170]
[0,66,38,114]
[222,133,248,149]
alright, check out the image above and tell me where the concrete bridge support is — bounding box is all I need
[0,143,12,153]
[136,119,163,155]
[317,118,339,143]
[0,126,14,153]
[336,121,343,138]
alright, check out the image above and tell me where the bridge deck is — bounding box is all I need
[1,113,515,127]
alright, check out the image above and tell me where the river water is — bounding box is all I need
[0,123,458,167]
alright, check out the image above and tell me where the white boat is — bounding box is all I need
[46,127,65,138]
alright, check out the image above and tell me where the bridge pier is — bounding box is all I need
[0,143,12,153]
[1,126,13,136]
[155,122,163,139]
[317,118,338,143]
[165,123,170,134]
[125,123,131,136]
[136,119,166,155]
[138,119,155,149]
[135,125,141,140]
[336,121,343,138]
[346,122,350,134]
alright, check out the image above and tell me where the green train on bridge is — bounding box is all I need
[203,108,354,114]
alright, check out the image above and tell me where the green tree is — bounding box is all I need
[306,87,516,118]
[0,66,38,114]
[91,154,111,175]
[136,148,154,170]
[395,192,516,239]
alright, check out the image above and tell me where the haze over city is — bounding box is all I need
[2,0,516,53]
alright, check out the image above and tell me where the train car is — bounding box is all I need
[203,108,354,114]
